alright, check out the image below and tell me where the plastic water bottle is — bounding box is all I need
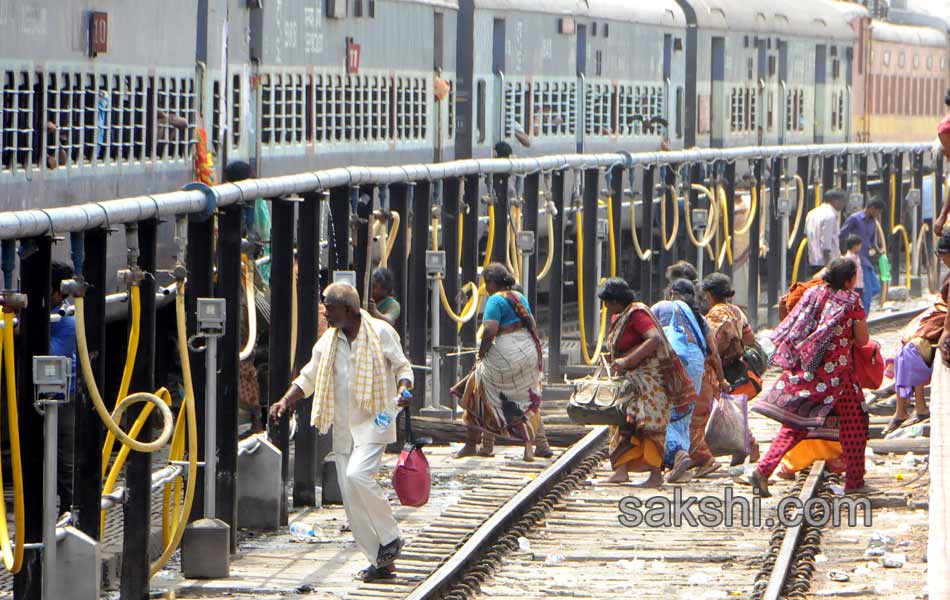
[289,522,323,542]
[373,410,394,434]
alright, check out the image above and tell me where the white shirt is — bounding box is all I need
[293,316,413,453]
[804,203,840,266]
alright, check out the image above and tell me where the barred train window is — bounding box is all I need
[231,74,241,150]
[585,82,611,136]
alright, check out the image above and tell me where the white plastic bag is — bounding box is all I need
[704,393,750,456]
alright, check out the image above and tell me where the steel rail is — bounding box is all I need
[404,425,609,600]
[0,143,932,240]
[761,461,828,600]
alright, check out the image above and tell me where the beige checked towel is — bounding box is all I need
[311,310,389,433]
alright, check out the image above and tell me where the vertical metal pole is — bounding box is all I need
[768,158,783,326]
[186,216,214,520]
[459,176,479,377]
[582,169,598,341]
[408,182,430,411]
[428,276,442,414]
[293,192,320,507]
[640,166,655,302]
[792,156,810,286]
[880,154,893,288]
[389,184,409,344]
[329,186,350,282]
[838,155,849,190]
[74,229,106,540]
[609,165,624,279]
[441,178,461,411]
[215,205,241,550]
[912,152,923,278]
[548,171,566,383]
[42,398,58,600]
[267,199,294,526]
[747,160,763,330]
[859,154,869,198]
[659,166,677,294]
[822,156,835,194]
[491,175,510,264]
[204,337,217,518]
[723,161,736,280]
[13,237,50,600]
[121,220,157,600]
[523,173,540,309]
[892,152,904,286]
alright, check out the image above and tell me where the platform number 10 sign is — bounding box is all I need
[89,11,108,57]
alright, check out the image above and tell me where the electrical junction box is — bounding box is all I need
[33,356,70,398]
[426,251,446,275]
[516,231,536,253]
[196,298,226,337]
[848,193,865,213]
[691,208,709,229]
[905,189,921,207]
[333,271,357,288]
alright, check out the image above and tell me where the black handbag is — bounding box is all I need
[566,359,633,426]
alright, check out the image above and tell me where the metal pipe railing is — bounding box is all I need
[0,143,933,240]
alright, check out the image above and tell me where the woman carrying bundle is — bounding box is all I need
[598,278,697,487]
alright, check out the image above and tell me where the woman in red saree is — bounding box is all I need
[598,278,697,487]
[749,259,871,496]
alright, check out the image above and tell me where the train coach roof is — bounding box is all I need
[687,0,857,40]
[472,0,686,26]
[870,20,947,47]
[391,0,459,8]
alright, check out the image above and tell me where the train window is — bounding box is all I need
[504,80,525,139]
[294,74,304,144]
[928,55,934,71]
[603,23,608,38]
[899,52,906,68]
[133,75,147,161]
[595,50,603,77]
[746,87,756,131]
[767,92,774,130]
[476,79,486,143]
[261,74,273,145]
[913,54,920,69]
[314,75,325,142]
[585,82,611,136]
[768,56,777,78]
[883,51,890,67]
[797,91,805,131]
[747,58,754,81]
[368,0,375,17]
[305,75,313,143]
[353,0,363,17]
[446,79,455,140]
[232,74,241,150]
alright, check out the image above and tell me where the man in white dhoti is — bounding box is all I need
[269,283,413,581]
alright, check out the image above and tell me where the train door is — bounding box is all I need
[814,44,827,143]
[664,34,673,143]
[710,37,726,147]
[576,23,587,153]
[778,40,788,146]
[669,34,687,147]
[433,11,445,163]
[845,47,854,142]
[492,17,505,146]
[756,38,767,145]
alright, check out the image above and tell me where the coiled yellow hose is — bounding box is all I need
[537,203,556,280]
[0,311,25,573]
[575,209,610,366]
[683,184,720,248]
[661,185,680,251]
[787,175,806,248]
[888,174,912,290]
[431,215,478,324]
[733,180,758,236]
[791,237,809,285]
[716,184,734,267]
[239,255,256,361]
[628,194,652,261]
[378,211,400,269]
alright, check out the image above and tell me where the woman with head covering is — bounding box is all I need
[452,263,545,461]
[598,278,696,487]
[747,258,872,497]
[651,279,725,482]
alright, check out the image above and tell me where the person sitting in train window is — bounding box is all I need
[840,198,885,312]
[804,188,846,278]
[367,267,400,327]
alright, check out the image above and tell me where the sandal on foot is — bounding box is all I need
[358,565,396,582]
[666,454,693,483]
[693,460,721,478]
[901,413,930,428]
[534,447,554,459]
[883,415,907,436]
[376,537,404,567]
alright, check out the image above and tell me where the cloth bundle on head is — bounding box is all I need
[310,284,390,433]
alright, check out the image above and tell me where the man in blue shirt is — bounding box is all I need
[50,261,77,513]
[840,199,884,312]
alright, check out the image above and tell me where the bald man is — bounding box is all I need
[270,283,413,581]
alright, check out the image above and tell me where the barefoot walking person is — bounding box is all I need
[598,278,697,487]
[452,264,546,461]
[748,259,872,496]
[269,283,413,582]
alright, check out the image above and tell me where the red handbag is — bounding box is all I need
[392,408,431,507]
[853,340,885,390]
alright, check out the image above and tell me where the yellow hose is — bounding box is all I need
[483,204,496,269]
[162,393,187,546]
[888,174,912,289]
[791,236,809,285]
[431,215,479,324]
[239,255,257,361]
[606,197,617,275]
[378,211,400,269]
[716,184,734,267]
[661,185,680,251]
[914,222,930,279]
[575,210,609,365]
[787,175,806,248]
[627,194,652,261]
[733,180,758,236]
[87,285,173,457]
[536,205,556,280]
[0,312,25,573]
[683,184,720,248]
[150,283,199,576]
[815,181,822,209]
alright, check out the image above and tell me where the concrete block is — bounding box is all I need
[237,435,283,530]
[100,550,121,591]
[322,454,343,505]
[50,527,100,600]
[181,518,231,579]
